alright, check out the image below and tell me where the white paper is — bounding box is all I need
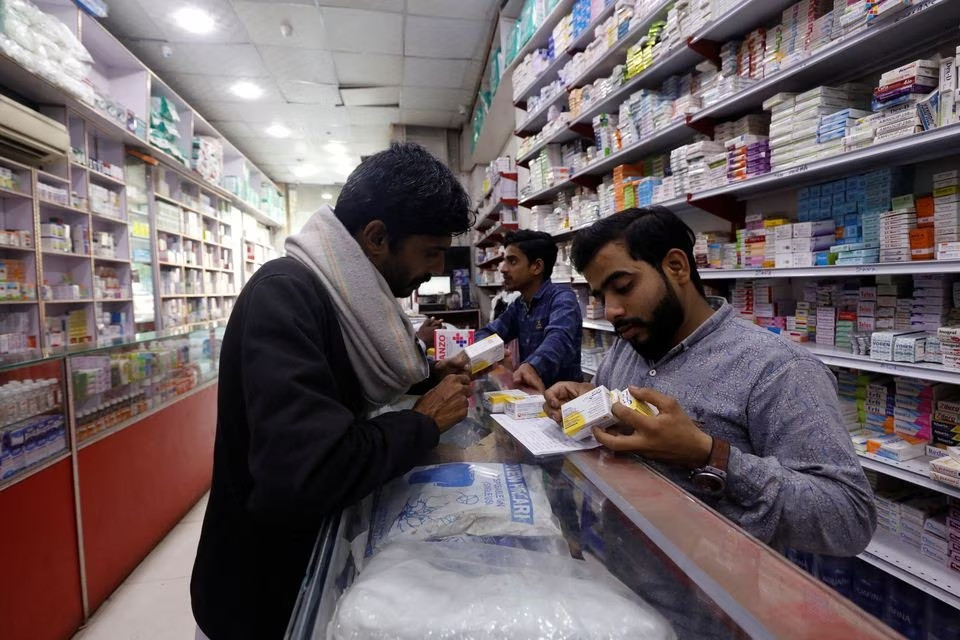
[491,414,601,457]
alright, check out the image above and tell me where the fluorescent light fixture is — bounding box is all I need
[265,123,291,138]
[172,7,216,34]
[292,164,318,179]
[230,81,263,100]
[321,192,333,200]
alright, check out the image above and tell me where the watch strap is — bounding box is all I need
[708,437,731,473]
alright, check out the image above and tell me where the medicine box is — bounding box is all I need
[561,386,657,440]
[435,329,475,360]
[505,395,546,420]
[482,390,528,413]
[463,334,504,374]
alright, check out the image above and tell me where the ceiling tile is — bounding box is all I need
[277,80,342,105]
[208,121,259,139]
[233,2,328,49]
[347,107,399,126]
[148,43,268,77]
[348,125,393,143]
[405,16,487,60]
[406,0,497,20]
[103,1,165,40]
[400,87,471,111]
[341,87,400,107]
[310,0,405,9]
[162,74,285,106]
[320,7,402,55]
[142,0,250,44]
[400,109,455,127]
[404,58,471,88]
[258,47,338,84]
[332,53,402,86]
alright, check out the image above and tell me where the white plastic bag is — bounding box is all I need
[363,463,563,557]
[327,541,677,640]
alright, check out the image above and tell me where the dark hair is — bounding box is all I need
[571,206,705,297]
[335,142,473,243]
[504,229,558,279]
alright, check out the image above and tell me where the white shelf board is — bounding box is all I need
[857,452,960,500]
[502,0,578,77]
[692,122,960,202]
[573,119,693,178]
[514,50,571,106]
[583,319,615,332]
[700,260,960,280]
[582,364,597,376]
[691,0,960,124]
[517,123,585,165]
[859,529,960,610]
[515,91,568,136]
[804,343,960,386]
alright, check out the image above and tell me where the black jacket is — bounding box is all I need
[191,257,439,639]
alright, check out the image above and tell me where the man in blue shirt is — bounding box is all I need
[476,230,582,392]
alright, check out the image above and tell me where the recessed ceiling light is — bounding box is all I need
[265,123,291,138]
[230,81,263,100]
[293,164,318,179]
[172,7,216,34]
[324,141,348,156]
[321,192,333,200]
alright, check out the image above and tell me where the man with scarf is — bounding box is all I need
[191,143,475,639]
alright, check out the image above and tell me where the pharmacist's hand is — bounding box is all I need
[543,380,596,423]
[413,373,472,433]
[416,317,443,347]
[434,351,469,379]
[596,386,712,469]
[513,363,545,394]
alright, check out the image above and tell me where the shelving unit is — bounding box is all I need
[860,529,960,610]
[858,453,960,501]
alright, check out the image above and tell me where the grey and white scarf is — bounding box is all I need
[285,206,429,407]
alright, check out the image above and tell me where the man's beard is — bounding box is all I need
[613,274,685,362]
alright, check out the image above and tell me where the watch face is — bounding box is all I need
[692,471,724,494]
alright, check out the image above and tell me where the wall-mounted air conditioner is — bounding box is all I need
[0,94,69,165]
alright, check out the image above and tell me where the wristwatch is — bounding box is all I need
[690,437,730,495]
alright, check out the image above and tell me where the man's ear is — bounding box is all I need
[357,220,390,258]
[531,257,545,276]
[662,248,691,285]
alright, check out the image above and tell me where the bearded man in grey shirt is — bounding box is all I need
[545,206,877,556]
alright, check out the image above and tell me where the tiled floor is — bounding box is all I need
[73,493,208,640]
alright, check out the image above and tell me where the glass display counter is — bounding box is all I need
[286,369,901,640]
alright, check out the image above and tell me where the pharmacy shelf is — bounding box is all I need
[477,282,503,289]
[582,364,597,376]
[513,0,619,107]
[514,51,570,106]
[44,298,93,304]
[700,259,960,281]
[515,90,567,136]
[574,119,693,178]
[692,122,960,202]
[93,256,131,265]
[476,255,503,270]
[160,293,206,299]
[0,299,39,305]
[476,200,518,231]
[90,212,128,225]
[40,249,90,259]
[517,122,586,166]
[475,222,519,248]
[38,200,88,216]
[550,219,595,241]
[502,0,577,78]
[690,0,960,125]
[0,186,32,201]
[583,319,615,332]
[0,244,38,254]
[857,452,960,501]
[804,343,960,386]
[96,297,133,303]
[84,167,126,188]
[859,529,960,610]
[519,181,578,208]
[37,170,69,185]
[470,80,520,168]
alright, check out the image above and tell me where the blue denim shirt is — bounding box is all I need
[476,279,582,387]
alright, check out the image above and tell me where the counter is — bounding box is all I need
[285,369,900,640]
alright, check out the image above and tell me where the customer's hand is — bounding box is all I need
[543,380,596,423]
[595,386,712,469]
[435,351,469,378]
[416,317,443,347]
[513,363,545,394]
[413,373,471,432]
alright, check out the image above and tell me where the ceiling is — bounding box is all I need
[103,0,499,184]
